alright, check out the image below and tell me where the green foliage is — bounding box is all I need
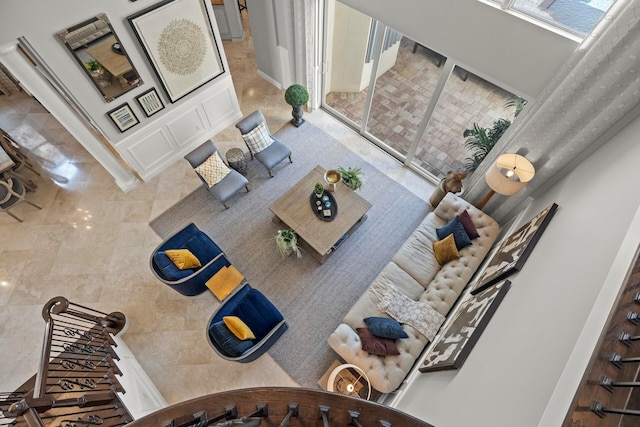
[504,96,527,118]
[276,229,301,258]
[84,60,101,72]
[463,119,511,172]
[284,84,309,107]
[337,166,364,191]
[314,182,325,195]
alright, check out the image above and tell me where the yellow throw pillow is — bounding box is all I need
[223,316,255,340]
[165,249,201,270]
[195,151,231,187]
[433,234,460,265]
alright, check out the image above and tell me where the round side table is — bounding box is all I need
[225,148,248,176]
[326,363,371,400]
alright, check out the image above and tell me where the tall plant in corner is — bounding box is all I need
[284,84,309,128]
[463,96,526,172]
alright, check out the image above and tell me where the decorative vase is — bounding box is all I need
[291,105,305,127]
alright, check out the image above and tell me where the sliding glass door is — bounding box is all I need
[322,0,524,182]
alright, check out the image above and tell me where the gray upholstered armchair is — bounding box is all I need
[185,141,249,209]
[235,110,292,177]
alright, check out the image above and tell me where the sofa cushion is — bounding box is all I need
[183,232,221,264]
[364,317,408,339]
[436,216,472,250]
[433,234,460,265]
[458,209,480,239]
[356,327,400,356]
[209,321,254,357]
[152,251,193,281]
[391,215,442,288]
[165,249,201,270]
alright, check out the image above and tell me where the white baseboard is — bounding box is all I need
[257,69,282,89]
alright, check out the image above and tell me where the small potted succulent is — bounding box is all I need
[337,166,364,191]
[284,84,309,127]
[276,229,301,258]
[314,182,325,198]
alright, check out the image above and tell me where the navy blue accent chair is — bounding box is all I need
[207,282,287,363]
[150,223,230,296]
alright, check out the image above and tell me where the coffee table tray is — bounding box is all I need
[310,190,337,221]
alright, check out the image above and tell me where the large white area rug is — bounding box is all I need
[150,121,430,388]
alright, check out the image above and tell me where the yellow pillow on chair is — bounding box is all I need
[223,316,255,340]
[165,249,201,270]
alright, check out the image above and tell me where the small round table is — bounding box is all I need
[225,148,247,176]
[327,363,371,400]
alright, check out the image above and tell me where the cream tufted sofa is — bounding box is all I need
[327,193,499,393]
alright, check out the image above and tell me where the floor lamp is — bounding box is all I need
[475,153,535,210]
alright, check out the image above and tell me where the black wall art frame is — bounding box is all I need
[107,102,139,132]
[470,202,559,295]
[419,279,511,373]
[128,0,224,103]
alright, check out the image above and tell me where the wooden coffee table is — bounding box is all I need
[269,165,371,263]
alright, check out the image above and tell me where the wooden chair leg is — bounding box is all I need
[245,185,250,192]
[4,211,23,223]
[288,155,293,163]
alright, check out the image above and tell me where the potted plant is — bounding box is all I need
[276,229,301,258]
[337,166,364,191]
[84,60,102,75]
[284,84,309,127]
[314,182,325,197]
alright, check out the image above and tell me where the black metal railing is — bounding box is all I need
[0,297,131,427]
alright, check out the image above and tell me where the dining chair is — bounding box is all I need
[0,176,42,222]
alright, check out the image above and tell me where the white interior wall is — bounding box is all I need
[394,112,640,426]
[246,0,283,88]
[339,0,579,99]
[0,0,233,143]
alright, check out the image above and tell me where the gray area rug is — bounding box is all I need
[150,121,429,388]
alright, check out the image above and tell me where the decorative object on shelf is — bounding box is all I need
[107,102,139,132]
[309,189,337,221]
[128,0,225,103]
[475,153,535,209]
[337,166,363,191]
[470,202,558,295]
[284,84,309,127]
[419,279,511,373]
[57,13,143,102]
[136,87,165,117]
[327,363,372,400]
[429,169,467,208]
[275,229,301,258]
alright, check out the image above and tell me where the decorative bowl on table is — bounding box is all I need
[324,169,342,184]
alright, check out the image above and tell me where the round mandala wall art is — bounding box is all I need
[157,18,207,76]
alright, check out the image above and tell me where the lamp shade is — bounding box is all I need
[485,153,535,196]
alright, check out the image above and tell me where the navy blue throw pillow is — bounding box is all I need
[436,216,472,250]
[209,321,254,357]
[364,317,408,339]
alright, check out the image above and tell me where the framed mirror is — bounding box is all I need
[57,14,143,102]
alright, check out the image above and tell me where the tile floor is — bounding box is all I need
[0,13,434,404]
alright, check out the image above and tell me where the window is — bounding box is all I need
[493,0,617,37]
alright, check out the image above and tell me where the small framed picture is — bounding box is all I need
[136,88,165,117]
[107,103,139,132]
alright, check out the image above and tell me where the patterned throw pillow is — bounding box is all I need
[195,151,231,187]
[241,121,274,154]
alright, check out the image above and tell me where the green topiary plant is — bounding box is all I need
[314,182,325,196]
[284,84,309,107]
